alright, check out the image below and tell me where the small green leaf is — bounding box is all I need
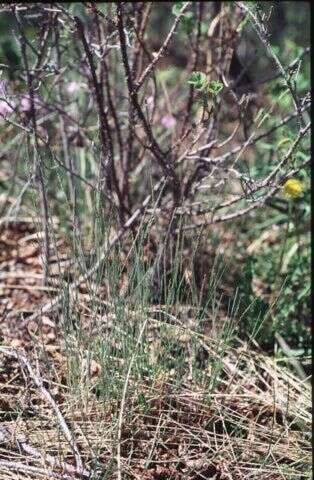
[188,71,208,91]
[207,80,223,96]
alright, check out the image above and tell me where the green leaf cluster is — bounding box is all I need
[188,72,223,97]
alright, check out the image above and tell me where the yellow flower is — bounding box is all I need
[282,178,303,199]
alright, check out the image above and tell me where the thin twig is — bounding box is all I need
[116,2,178,191]
[179,158,310,230]
[0,347,90,478]
[135,2,190,90]
[0,460,73,480]
[13,6,51,285]
[0,426,86,480]
[237,2,305,128]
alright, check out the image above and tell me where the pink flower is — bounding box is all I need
[67,81,80,93]
[19,95,44,114]
[161,114,176,129]
[20,96,31,112]
[0,100,14,117]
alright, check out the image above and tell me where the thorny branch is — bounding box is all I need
[0,2,310,324]
[13,5,51,285]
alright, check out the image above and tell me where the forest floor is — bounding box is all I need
[0,220,311,480]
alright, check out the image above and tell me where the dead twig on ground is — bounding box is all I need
[0,347,90,478]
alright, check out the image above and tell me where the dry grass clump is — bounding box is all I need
[0,325,311,480]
